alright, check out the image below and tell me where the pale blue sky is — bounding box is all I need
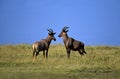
[0,0,120,45]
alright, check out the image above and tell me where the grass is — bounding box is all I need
[0,44,120,79]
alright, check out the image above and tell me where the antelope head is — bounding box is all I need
[47,28,56,41]
[58,26,69,37]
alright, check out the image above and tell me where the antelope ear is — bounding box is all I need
[53,32,56,35]
[65,30,69,32]
[48,33,51,35]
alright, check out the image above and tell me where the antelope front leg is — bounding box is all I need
[46,50,48,58]
[32,51,36,62]
[43,50,45,58]
[67,49,71,58]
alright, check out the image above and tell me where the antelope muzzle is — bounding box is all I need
[53,38,56,41]
[58,34,61,38]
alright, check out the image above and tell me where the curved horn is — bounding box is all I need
[63,26,69,30]
[49,28,53,33]
[63,26,69,32]
[47,28,56,35]
[47,28,53,33]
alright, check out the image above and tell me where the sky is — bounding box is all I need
[0,0,120,46]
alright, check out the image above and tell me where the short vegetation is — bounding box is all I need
[0,44,120,79]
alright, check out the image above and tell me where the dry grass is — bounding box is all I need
[0,44,120,79]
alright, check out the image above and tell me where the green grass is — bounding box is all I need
[0,44,120,79]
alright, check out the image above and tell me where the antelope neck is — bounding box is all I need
[62,34,69,45]
[45,36,52,45]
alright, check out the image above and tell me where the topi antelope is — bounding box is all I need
[58,27,87,58]
[32,29,56,61]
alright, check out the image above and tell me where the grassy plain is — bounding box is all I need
[0,44,120,79]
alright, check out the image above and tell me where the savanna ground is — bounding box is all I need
[0,44,120,79]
